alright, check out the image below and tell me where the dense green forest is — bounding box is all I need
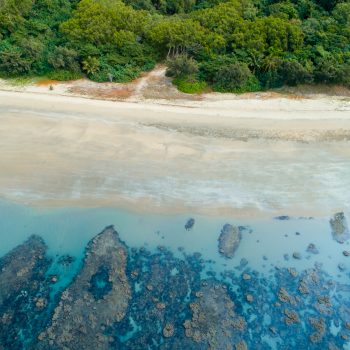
[0,0,349,92]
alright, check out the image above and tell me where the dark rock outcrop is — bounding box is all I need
[184,280,246,349]
[0,235,52,349]
[274,216,290,221]
[37,226,131,350]
[218,224,242,258]
[307,243,319,254]
[185,218,195,231]
[1,218,350,350]
[330,212,350,243]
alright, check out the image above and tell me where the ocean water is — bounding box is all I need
[0,199,350,349]
[0,202,346,268]
[0,200,348,278]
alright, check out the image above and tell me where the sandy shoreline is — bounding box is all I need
[1,82,350,218]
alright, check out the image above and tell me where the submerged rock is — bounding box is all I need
[116,245,204,349]
[57,254,76,266]
[288,268,298,278]
[184,280,246,349]
[330,212,350,243]
[278,287,297,305]
[235,340,248,350]
[163,323,175,338]
[309,317,326,343]
[246,294,254,303]
[307,243,319,254]
[242,273,251,281]
[317,296,332,309]
[0,235,52,349]
[274,216,290,221]
[338,263,346,271]
[298,281,310,294]
[293,252,302,260]
[37,226,131,350]
[185,218,195,231]
[0,235,48,306]
[238,258,248,269]
[218,224,242,259]
[2,218,350,350]
[284,309,300,325]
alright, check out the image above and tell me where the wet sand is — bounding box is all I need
[0,90,350,217]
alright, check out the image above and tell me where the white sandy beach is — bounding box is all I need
[0,73,350,217]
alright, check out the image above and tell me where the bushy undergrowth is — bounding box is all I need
[173,76,207,93]
[47,70,83,81]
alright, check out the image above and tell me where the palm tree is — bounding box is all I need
[82,56,100,75]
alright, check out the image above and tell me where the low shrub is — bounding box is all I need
[88,63,141,83]
[277,60,313,86]
[166,54,199,78]
[213,62,261,93]
[173,76,207,93]
[314,57,343,84]
[47,70,83,81]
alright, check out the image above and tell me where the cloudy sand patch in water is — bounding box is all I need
[0,90,350,217]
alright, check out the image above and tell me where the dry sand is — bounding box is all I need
[0,71,350,218]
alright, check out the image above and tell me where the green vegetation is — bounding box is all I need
[0,0,349,92]
[173,76,207,93]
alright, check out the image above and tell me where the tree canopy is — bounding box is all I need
[0,0,349,91]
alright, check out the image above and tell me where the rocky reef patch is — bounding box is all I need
[0,235,52,350]
[218,224,242,259]
[1,221,350,350]
[37,226,131,350]
[184,279,247,349]
[185,218,195,231]
[330,212,350,243]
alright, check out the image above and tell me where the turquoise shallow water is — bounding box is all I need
[1,199,350,349]
[0,199,348,282]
